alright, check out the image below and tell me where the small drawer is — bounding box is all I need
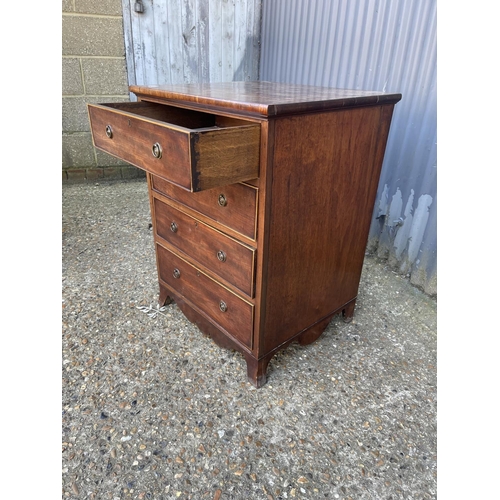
[152,175,258,240]
[154,198,255,297]
[157,244,253,349]
[87,101,260,192]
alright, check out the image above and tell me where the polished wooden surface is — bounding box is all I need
[87,81,401,387]
[131,81,402,117]
[151,176,258,240]
[153,197,256,298]
[157,244,254,349]
[260,105,395,353]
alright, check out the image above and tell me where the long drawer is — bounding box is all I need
[153,197,256,298]
[157,244,254,349]
[87,101,260,192]
[152,175,258,240]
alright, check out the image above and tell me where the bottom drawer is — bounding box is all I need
[157,244,254,349]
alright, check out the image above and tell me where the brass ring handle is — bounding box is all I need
[173,268,181,279]
[216,250,226,262]
[170,222,178,233]
[105,125,113,138]
[152,142,162,159]
[218,194,227,207]
[219,301,228,313]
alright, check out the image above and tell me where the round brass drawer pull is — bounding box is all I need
[105,125,113,138]
[152,142,162,159]
[219,301,228,313]
[170,222,178,233]
[173,268,181,279]
[218,194,227,207]
[216,250,226,262]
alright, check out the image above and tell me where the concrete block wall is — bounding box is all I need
[62,0,145,183]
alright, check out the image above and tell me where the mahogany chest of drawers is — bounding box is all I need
[88,81,401,387]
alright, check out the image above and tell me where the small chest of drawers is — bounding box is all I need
[88,81,401,387]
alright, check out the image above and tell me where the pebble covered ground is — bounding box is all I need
[62,180,437,500]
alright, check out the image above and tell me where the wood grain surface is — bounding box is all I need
[157,244,254,349]
[154,197,256,298]
[261,105,395,352]
[131,81,401,117]
[151,176,258,240]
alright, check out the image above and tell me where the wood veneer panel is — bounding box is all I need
[152,175,258,240]
[262,105,395,352]
[157,244,254,349]
[154,197,256,298]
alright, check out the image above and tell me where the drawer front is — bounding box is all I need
[152,175,258,240]
[88,101,260,192]
[157,244,253,349]
[89,102,192,189]
[154,198,255,297]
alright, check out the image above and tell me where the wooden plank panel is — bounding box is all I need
[131,0,156,85]
[208,0,223,82]
[221,0,235,82]
[232,0,246,80]
[121,0,136,92]
[167,0,185,83]
[130,3,146,84]
[152,0,172,85]
[248,0,261,80]
[197,0,210,82]
[142,0,158,85]
[124,0,261,87]
[181,0,198,83]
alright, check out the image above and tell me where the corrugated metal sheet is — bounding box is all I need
[122,0,262,92]
[260,0,437,296]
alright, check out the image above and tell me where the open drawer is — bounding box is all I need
[87,101,260,192]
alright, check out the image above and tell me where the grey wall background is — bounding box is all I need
[260,0,437,296]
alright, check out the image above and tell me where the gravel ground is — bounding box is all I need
[62,179,437,500]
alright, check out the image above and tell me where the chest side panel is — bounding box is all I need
[261,105,395,353]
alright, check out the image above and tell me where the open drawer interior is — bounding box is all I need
[102,101,253,130]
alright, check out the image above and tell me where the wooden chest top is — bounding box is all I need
[130,81,402,117]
